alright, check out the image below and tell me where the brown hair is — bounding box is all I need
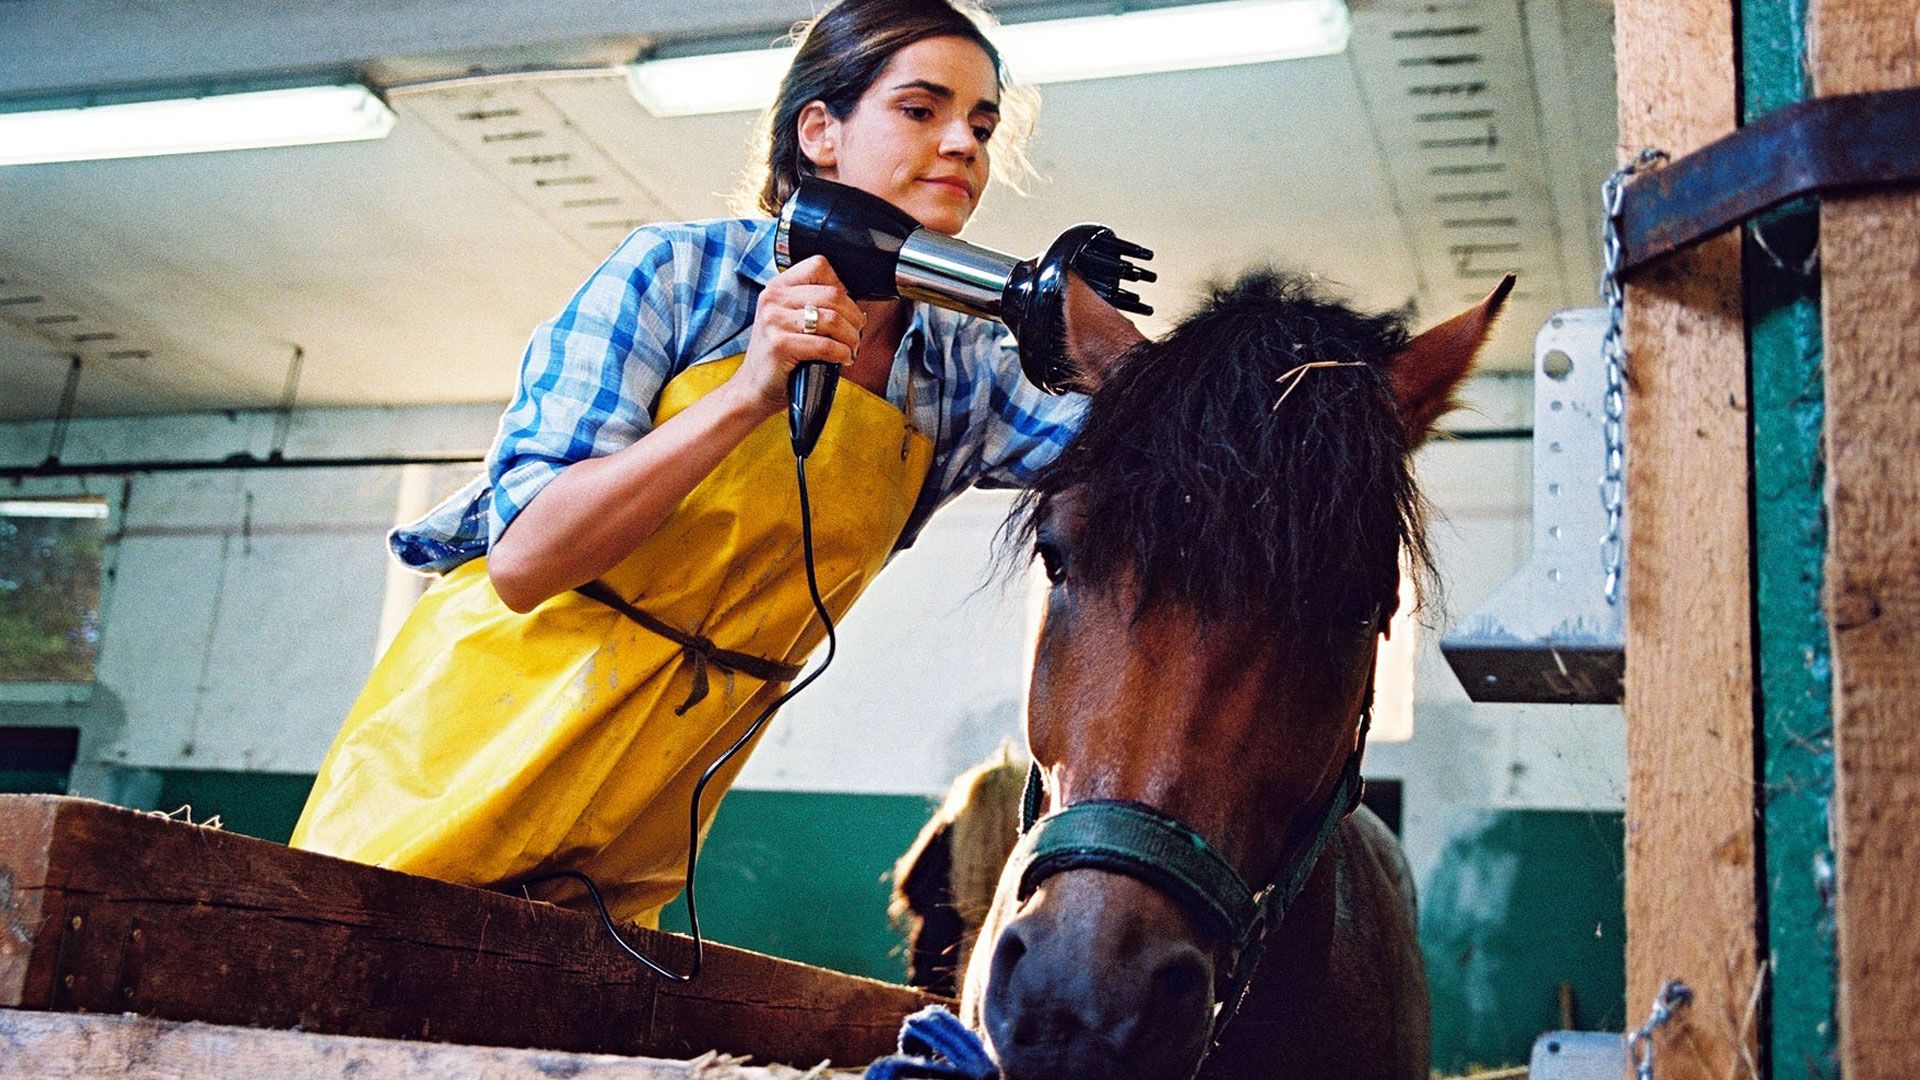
[740,0,1037,216]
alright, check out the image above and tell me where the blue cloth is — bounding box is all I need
[864,1005,999,1080]
[392,217,1087,573]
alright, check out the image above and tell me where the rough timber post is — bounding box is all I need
[1806,3,1920,1077]
[1614,0,1761,1076]
[1617,0,1920,1075]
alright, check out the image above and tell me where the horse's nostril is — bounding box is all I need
[989,923,1028,988]
[983,924,1042,1054]
[1149,946,1212,1015]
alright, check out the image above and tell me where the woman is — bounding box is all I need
[291,0,1142,928]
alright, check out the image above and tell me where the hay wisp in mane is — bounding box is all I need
[1010,268,1435,634]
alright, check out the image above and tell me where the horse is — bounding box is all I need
[956,267,1511,1080]
[890,745,1030,997]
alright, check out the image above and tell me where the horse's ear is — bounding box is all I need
[1388,274,1514,443]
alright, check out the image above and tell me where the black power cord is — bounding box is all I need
[522,451,838,982]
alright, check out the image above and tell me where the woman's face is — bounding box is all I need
[800,35,1000,236]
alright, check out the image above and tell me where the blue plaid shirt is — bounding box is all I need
[392,217,1087,573]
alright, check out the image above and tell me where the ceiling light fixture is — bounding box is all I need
[627,47,800,118]
[0,84,397,167]
[627,0,1351,118]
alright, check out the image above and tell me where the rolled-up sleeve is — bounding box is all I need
[968,321,1089,489]
[486,230,681,547]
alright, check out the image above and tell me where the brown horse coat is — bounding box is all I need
[957,269,1509,1080]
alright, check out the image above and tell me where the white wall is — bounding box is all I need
[0,374,1623,849]
[0,406,490,791]
[1371,372,1625,893]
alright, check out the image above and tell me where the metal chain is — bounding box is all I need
[1599,148,1669,605]
[1627,979,1693,1079]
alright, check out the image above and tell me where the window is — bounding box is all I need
[0,498,108,687]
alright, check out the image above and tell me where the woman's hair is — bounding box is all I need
[739,0,1037,216]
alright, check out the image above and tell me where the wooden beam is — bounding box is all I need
[0,1007,862,1079]
[1807,8,1920,1078]
[0,796,938,1067]
[1614,0,1763,1077]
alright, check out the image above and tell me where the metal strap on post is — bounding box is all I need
[1615,87,1920,274]
[1444,86,1920,706]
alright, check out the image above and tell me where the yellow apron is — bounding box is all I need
[292,355,933,926]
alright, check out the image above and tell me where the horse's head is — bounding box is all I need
[968,269,1509,1080]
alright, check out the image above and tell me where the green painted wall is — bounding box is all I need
[0,767,69,794]
[1423,810,1627,1074]
[658,789,937,982]
[1741,0,1839,1074]
[145,768,317,842]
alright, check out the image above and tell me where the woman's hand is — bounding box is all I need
[488,258,868,612]
[730,255,866,416]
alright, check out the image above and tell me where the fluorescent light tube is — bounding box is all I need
[627,47,798,118]
[0,84,397,166]
[627,0,1350,117]
[0,501,109,519]
[998,0,1350,85]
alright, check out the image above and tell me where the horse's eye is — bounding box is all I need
[1035,541,1068,585]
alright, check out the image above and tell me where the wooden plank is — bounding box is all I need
[1807,9,1920,1078]
[0,797,56,1007]
[0,1007,861,1079]
[0,795,937,1067]
[1613,1,1763,1077]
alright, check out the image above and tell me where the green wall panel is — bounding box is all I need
[0,767,69,794]
[1422,810,1627,1073]
[659,789,937,983]
[150,769,315,844]
[1741,0,1839,1073]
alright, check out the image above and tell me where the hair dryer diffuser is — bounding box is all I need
[776,178,1154,400]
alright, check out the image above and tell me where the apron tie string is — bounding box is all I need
[575,579,805,714]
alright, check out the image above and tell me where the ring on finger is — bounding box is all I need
[801,303,820,335]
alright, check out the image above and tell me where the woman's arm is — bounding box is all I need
[487,255,863,613]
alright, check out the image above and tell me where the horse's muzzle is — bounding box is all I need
[982,873,1215,1080]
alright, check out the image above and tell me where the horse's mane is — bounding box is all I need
[1010,268,1434,635]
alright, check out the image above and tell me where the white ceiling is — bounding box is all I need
[0,0,1617,423]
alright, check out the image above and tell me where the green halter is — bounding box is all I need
[1009,692,1373,1045]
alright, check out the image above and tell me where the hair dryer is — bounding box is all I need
[775,177,1154,457]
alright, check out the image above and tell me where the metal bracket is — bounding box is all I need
[1618,85,1920,273]
[1531,1031,1628,1079]
[1441,309,1623,704]
[1443,94,1920,705]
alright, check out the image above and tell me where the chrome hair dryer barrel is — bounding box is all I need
[775,178,1154,455]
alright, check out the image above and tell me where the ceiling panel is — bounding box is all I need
[0,0,1619,423]
[0,108,599,420]
[395,80,681,255]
